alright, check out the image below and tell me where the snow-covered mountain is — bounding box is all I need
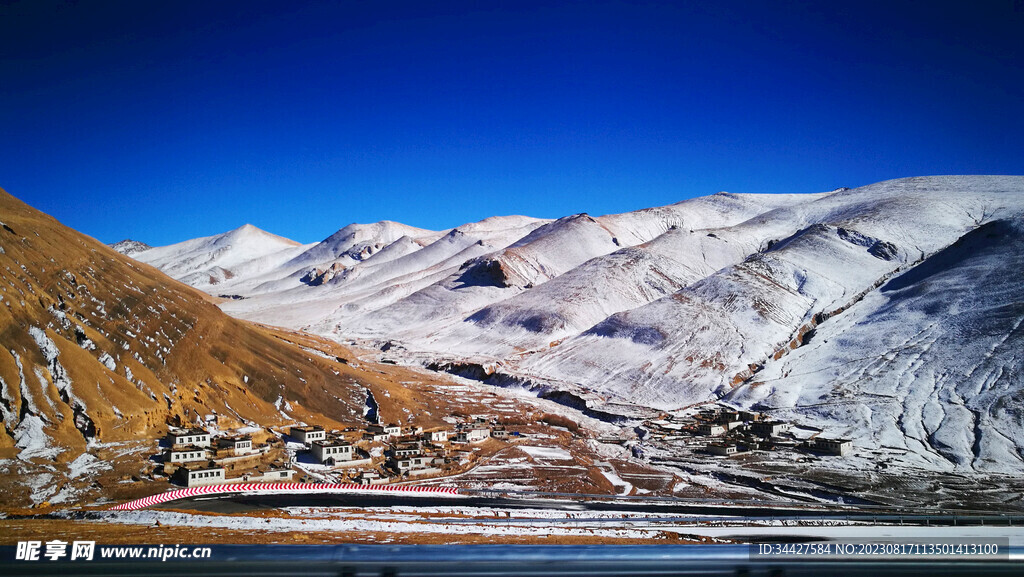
[133,176,1024,473]
[109,239,151,255]
[131,224,315,292]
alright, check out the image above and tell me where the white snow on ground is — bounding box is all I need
[67,453,112,479]
[97,352,116,371]
[599,469,634,494]
[88,509,658,540]
[23,472,56,504]
[518,446,573,461]
[283,505,680,521]
[29,326,89,416]
[13,415,60,461]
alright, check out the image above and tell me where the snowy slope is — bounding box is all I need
[145,176,1024,473]
[521,176,1023,409]
[433,192,829,355]
[219,215,549,330]
[282,220,446,272]
[132,224,314,291]
[314,194,815,343]
[723,217,1024,474]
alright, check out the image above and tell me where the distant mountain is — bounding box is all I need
[0,190,369,506]
[136,175,1024,474]
[131,224,314,291]
[108,239,151,255]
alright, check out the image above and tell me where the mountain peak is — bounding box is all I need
[108,239,152,256]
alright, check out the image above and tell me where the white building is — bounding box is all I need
[291,426,326,444]
[423,430,448,443]
[390,442,421,457]
[367,423,402,437]
[311,440,354,464]
[808,438,852,456]
[183,465,225,487]
[168,447,207,463]
[241,468,295,483]
[355,471,385,485]
[168,428,211,448]
[390,455,438,475]
[696,423,726,436]
[217,436,255,455]
[706,443,739,456]
[455,427,490,443]
[751,421,791,438]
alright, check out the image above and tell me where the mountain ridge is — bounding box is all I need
[124,175,1024,473]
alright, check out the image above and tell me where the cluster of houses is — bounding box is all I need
[290,418,510,483]
[163,428,294,487]
[645,407,852,459]
[159,415,515,488]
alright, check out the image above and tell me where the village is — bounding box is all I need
[157,416,517,488]
[155,405,851,491]
[640,405,853,460]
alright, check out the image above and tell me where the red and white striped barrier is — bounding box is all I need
[110,482,461,511]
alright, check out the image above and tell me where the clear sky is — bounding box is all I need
[2,1,1022,246]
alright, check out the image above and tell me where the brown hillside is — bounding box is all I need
[0,188,377,502]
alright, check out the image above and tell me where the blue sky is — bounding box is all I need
[2,1,1022,246]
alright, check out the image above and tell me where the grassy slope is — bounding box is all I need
[0,188,384,505]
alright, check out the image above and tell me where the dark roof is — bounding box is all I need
[171,428,209,437]
[313,439,351,447]
[170,445,207,452]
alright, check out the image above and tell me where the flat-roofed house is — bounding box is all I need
[751,421,791,438]
[168,447,208,463]
[291,425,326,445]
[390,442,421,458]
[167,429,211,448]
[311,439,353,464]
[717,410,741,423]
[422,430,449,443]
[808,438,853,456]
[366,423,402,439]
[389,455,438,475]
[355,471,384,485]
[455,427,490,443]
[241,467,295,483]
[706,443,740,456]
[217,436,255,455]
[740,411,761,422]
[182,465,225,487]
[696,423,726,436]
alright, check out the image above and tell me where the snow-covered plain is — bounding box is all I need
[130,176,1024,475]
